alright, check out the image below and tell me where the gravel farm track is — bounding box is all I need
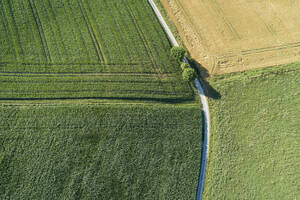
[148,1,210,199]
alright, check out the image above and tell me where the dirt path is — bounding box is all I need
[148,1,210,199]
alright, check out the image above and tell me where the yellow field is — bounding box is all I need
[161,0,300,74]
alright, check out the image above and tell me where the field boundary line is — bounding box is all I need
[148,1,210,199]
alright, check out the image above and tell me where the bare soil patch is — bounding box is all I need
[161,0,300,74]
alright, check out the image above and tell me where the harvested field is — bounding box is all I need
[0,0,193,101]
[161,0,300,74]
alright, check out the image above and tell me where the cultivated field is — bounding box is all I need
[0,104,202,199]
[204,64,300,199]
[0,1,205,199]
[161,0,300,74]
[0,0,192,100]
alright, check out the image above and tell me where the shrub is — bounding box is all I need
[182,68,196,82]
[181,63,190,71]
[170,46,186,62]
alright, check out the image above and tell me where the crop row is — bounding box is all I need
[0,73,192,100]
[0,62,155,73]
[0,0,191,101]
[0,104,202,199]
[0,0,175,71]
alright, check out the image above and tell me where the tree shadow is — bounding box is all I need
[189,58,221,100]
[195,110,207,199]
[0,96,195,104]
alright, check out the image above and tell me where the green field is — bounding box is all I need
[0,1,204,199]
[204,64,300,199]
[0,104,202,199]
[0,0,192,100]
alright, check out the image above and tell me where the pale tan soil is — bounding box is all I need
[161,0,300,75]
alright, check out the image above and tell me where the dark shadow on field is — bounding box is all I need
[195,111,208,199]
[0,96,195,104]
[79,133,103,145]
[189,58,221,100]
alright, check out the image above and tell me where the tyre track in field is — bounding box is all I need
[123,0,163,80]
[102,0,132,62]
[39,0,63,61]
[209,0,241,40]
[141,2,179,95]
[115,2,144,63]
[27,0,51,62]
[77,0,104,63]
[21,0,46,62]
[20,0,40,61]
[0,1,17,60]
[6,0,25,59]
[173,0,208,48]
[148,1,210,200]
[133,2,177,94]
[46,0,69,60]
[64,0,91,61]
[0,0,23,61]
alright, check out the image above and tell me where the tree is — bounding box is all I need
[180,62,190,71]
[170,46,186,62]
[182,68,196,82]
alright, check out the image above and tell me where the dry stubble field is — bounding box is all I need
[161,0,300,74]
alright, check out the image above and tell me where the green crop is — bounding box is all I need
[0,104,202,199]
[0,0,190,101]
[204,64,300,200]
